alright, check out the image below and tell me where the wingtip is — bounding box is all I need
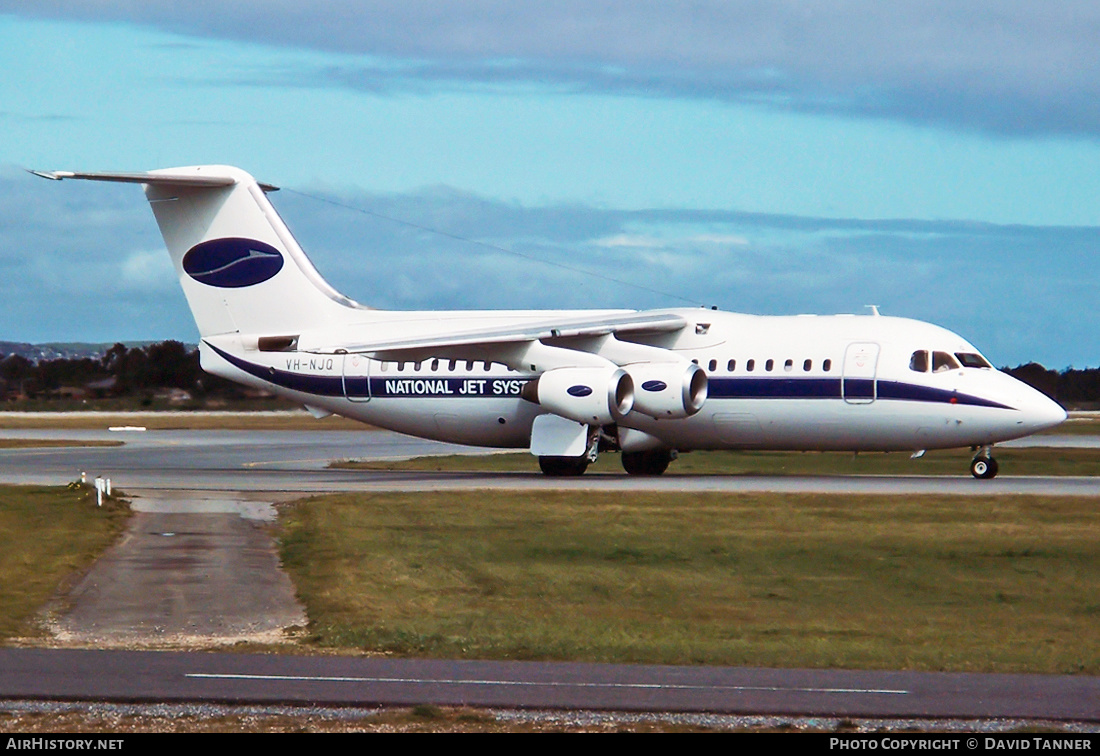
[27,170,69,181]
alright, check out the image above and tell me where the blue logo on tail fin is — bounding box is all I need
[182,238,284,288]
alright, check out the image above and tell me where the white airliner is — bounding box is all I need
[35,165,1066,478]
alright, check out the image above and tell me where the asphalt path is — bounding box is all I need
[1,425,1098,722]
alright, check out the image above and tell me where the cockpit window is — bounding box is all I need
[932,351,960,372]
[955,352,992,369]
[909,350,929,373]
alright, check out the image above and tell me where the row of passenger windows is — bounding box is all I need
[380,357,840,374]
[378,352,990,376]
[379,359,498,373]
[695,357,833,374]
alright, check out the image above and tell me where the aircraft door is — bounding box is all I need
[340,352,371,402]
[842,342,879,404]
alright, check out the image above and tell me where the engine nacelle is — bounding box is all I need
[625,362,708,419]
[525,366,634,426]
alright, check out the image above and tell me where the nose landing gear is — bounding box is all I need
[970,447,999,479]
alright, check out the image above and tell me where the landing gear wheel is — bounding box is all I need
[970,456,999,480]
[621,449,673,476]
[538,456,589,477]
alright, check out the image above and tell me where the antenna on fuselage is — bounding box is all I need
[866,305,881,317]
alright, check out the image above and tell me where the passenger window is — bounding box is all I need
[765,359,774,372]
[784,359,793,372]
[746,359,755,372]
[466,360,475,371]
[431,359,440,371]
[933,351,960,373]
[823,359,832,372]
[708,359,717,372]
[803,359,812,372]
[414,361,423,371]
[448,360,456,371]
[910,350,929,373]
[397,362,405,371]
[727,359,736,372]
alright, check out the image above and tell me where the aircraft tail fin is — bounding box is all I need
[34,166,363,339]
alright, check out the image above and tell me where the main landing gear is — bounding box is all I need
[539,430,677,477]
[970,446,999,479]
[538,456,590,476]
[539,449,676,476]
[621,449,674,476]
[538,427,601,477]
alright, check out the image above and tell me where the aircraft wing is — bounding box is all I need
[300,311,688,359]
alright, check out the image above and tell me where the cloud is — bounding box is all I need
[1,166,1094,366]
[7,2,1100,136]
[119,249,176,290]
[273,181,1099,367]
[595,233,749,249]
[0,166,192,341]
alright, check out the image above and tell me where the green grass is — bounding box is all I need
[335,446,1100,477]
[1049,414,1100,435]
[278,490,1100,673]
[0,485,130,640]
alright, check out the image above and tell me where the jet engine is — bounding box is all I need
[625,362,708,419]
[522,366,634,425]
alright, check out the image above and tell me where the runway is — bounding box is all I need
[1,427,1098,496]
[1,423,1098,723]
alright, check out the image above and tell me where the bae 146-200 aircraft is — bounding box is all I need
[35,165,1066,478]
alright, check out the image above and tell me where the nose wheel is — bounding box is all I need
[970,449,999,479]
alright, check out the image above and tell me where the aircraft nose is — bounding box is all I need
[1020,388,1067,434]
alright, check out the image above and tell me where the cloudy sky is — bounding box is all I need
[0,2,1097,367]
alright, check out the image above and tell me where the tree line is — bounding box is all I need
[0,341,248,402]
[1000,363,1100,410]
[0,341,1098,409]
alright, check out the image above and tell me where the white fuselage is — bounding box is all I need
[200,309,1066,454]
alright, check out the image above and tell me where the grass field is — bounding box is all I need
[1056,413,1100,435]
[278,489,1100,674]
[0,480,1097,675]
[336,446,1100,477]
[0,439,123,449]
[0,485,129,639]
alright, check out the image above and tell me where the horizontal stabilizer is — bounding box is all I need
[29,169,278,192]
